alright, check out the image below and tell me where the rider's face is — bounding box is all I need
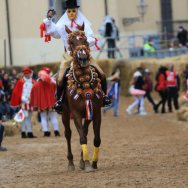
[67,8,78,20]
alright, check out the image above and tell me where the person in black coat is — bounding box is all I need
[177,26,188,47]
[105,17,119,58]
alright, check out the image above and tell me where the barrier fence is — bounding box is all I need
[96,33,188,59]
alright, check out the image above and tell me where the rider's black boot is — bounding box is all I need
[54,85,64,113]
[101,77,112,107]
[54,69,69,113]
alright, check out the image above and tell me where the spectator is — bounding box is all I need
[143,69,157,112]
[2,73,11,101]
[0,113,7,151]
[104,67,120,116]
[10,68,18,81]
[30,67,60,137]
[126,68,147,115]
[177,26,188,47]
[0,83,15,120]
[104,16,119,58]
[165,64,180,112]
[154,66,168,113]
[11,67,36,138]
[143,38,156,56]
[99,16,119,58]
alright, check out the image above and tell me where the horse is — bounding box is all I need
[61,23,103,172]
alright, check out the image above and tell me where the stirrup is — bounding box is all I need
[54,100,63,114]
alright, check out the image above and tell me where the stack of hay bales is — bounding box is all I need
[177,96,188,122]
[3,54,188,95]
[98,55,188,95]
[4,121,20,136]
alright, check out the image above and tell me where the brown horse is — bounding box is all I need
[62,24,103,172]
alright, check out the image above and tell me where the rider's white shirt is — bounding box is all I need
[43,10,96,54]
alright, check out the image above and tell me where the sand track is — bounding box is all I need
[0,96,188,188]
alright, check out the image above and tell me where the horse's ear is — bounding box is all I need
[80,22,85,31]
[65,25,72,34]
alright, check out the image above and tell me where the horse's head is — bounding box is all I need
[66,23,91,67]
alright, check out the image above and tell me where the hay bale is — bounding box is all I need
[97,55,188,95]
[4,121,20,136]
[177,106,188,121]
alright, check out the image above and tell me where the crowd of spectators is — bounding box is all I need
[0,68,22,121]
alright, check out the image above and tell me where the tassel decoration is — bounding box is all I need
[74,94,79,100]
[39,23,51,43]
[94,38,100,50]
[85,100,93,120]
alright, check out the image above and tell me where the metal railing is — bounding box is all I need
[95,34,188,59]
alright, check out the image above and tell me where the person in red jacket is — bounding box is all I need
[154,66,168,113]
[10,67,36,138]
[30,67,60,137]
[165,64,180,112]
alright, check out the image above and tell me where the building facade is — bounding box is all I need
[1,0,188,66]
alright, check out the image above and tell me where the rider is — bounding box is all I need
[40,0,111,113]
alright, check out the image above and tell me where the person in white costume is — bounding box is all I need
[40,0,111,113]
[10,67,36,138]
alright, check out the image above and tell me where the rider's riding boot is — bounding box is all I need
[101,78,112,107]
[54,84,64,113]
[54,69,69,113]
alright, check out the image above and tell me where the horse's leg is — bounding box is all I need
[79,120,91,170]
[92,112,101,169]
[62,110,75,171]
[74,117,93,172]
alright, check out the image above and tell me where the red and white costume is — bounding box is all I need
[10,67,35,134]
[30,67,59,134]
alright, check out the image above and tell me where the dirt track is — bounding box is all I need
[1,96,188,188]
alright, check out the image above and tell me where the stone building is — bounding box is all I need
[1,0,188,66]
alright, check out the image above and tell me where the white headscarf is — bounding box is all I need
[55,10,95,51]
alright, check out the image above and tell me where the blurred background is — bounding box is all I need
[1,0,188,67]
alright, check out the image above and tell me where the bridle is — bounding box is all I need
[67,30,89,57]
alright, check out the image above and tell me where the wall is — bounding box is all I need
[1,0,188,67]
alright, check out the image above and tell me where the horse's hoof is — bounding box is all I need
[79,159,85,170]
[67,161,75,172]
[67,164,75,172]
[92,161,98,169]
[84,160,94,173]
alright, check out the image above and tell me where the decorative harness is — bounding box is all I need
[66,30,103,120]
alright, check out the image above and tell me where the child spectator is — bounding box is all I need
[126,68,147,115]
